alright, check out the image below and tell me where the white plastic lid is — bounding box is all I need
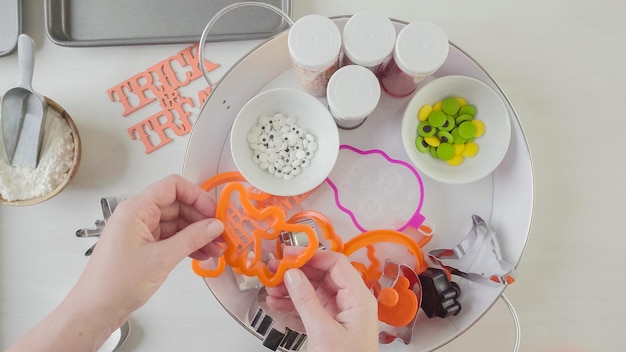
[288,14,342,71]
[327,65,381,120]
[394,21,449,76]
[342,11,396,67]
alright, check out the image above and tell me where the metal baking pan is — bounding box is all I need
[0,0,21,56]
[44,0,291,47]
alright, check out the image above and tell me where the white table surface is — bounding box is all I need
[1,0,624,351]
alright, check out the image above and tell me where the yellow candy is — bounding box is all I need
[462,142,479,157]
[446,154,464,166]
[418,104,433,121]
[415,95,485,167]
[472,119,485,137]
[424,136,441,147]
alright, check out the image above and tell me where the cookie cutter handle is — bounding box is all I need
[199,1,294,90]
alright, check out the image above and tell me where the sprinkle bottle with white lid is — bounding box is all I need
[326,65,381,130]
[288,15,342,97]
[380,21,449,97]
[341,11,396,73]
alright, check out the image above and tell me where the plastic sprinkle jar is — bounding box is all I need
[379,21,449,98]
[288,14,342,97]
[326,65,381,129]
[341,11,396,74]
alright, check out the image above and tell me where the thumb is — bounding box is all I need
[162,219,224,266]
[284,269,335,330]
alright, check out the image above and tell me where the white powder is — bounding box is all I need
[0,108,75,202]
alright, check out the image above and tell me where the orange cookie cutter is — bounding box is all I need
[343,228,431,276]
[192,172,342,287]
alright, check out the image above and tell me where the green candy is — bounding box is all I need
[417,121,436,137]
[436,143,455,160]
[437,130,454,144]
[429,146,439,159]
[427,110,447,128]
[451,128,467,144]
[441,97,460,115]
[413,97,483,165]
[456,114,473,124]
[440,115,456,132]
[415,136,430,153]
[459,104,477,117]
[458,121,477,139]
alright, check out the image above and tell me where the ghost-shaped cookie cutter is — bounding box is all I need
[428,214,515,286]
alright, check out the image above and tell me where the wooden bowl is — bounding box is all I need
[0,97,81,206]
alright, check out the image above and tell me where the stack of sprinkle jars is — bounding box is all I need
[288,13,449,128]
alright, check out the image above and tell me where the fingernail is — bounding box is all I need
[285,269,302,288]
[206,219,224,234]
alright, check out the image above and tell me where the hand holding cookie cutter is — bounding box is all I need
[192,171,434,339]
[192,172,342,287]
[343,228,431,334]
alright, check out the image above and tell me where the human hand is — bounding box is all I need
[265,250,378,352]
[70,175,224,327]
[6,175,225,352]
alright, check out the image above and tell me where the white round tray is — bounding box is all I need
[183,16,533,352]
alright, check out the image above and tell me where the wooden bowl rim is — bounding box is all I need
[0,97,82,206]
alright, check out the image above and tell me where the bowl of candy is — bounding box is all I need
[230,87,340,196]
[401,75,511,184]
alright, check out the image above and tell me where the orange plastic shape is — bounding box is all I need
[351,245,382,289]
[378,287,399,307]
[198,181,320,286]
[378,276,419,327]
[193,172,339,287]
[343,229,427,275]
[279,211,344,255]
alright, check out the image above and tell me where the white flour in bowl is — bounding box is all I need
[0,108,75,202]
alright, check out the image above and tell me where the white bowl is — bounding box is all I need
[401,75,511,184]
[230,88,340,196]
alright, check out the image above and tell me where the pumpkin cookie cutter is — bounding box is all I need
[343,231,432,345]
[376,260,423,345]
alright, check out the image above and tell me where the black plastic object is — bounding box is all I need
[419,268,462,318]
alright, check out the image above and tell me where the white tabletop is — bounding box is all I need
[1,0,624,351]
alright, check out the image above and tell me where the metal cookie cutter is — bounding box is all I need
[376,259,422,345]
[428,214,516,286]
[235,217,323,291]
[249,306,307,351]
[75,197,124,256]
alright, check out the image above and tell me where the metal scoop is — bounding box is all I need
[1,34,48,168]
